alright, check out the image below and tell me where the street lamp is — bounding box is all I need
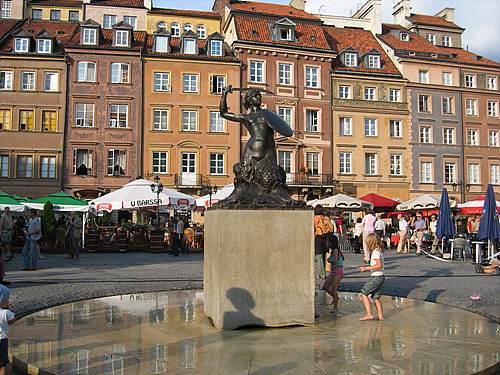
[452,180,470,202]
[150,175,164,226]
[201,183,218,207]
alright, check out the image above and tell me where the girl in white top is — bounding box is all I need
[358,233,385,321]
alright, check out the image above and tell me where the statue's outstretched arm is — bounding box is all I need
[220,85,244,123]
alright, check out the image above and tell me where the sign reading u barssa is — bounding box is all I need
[129,198,163,207]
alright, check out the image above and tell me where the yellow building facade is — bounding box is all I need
[26,3,82,22]
[146,9,220,36]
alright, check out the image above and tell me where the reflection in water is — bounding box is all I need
[8,291,500,375]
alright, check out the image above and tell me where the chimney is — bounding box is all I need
[289,0,306,11]
[393,0,411,26]
[435,7,455,23]
[143,0,152,10]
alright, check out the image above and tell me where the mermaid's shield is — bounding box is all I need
[262,109,293,137]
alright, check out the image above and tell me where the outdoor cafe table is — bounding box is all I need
[450,239,486,263]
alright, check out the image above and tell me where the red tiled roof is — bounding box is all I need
[408,13,464,30]
[233,14,330,51]
[442,47,500,68]
[89,0,145,9]
[28,0,83,7]
[379,23,445,55]
[323,26,401,76]
[0,19,20,39]
[149,8,221,20]
[66,28,146,50]
[229,1,319,20]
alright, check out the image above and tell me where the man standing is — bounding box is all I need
[66,213,82,259]
[0,208,13,260]
[22,209,41,271]
[413,213,427,256]
[429,214,438,254]
[396,214,408,254]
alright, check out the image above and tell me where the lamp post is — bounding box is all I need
[150,175,164,226]
[201,183,218,207]
[452,180,471,203]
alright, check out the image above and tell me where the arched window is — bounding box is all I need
[157,21,167,30]
[184,23,193,32]
[171,22,180,37]
[196,25,206,39]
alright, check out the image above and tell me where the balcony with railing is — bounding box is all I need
[286,173,337,186]
[174,173,209,188]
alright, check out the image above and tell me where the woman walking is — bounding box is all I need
[322,234,344,312]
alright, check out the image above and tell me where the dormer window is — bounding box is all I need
[272,17,296,42]
[280,28,293,41]
[345,53,357,67]
[82,28,97,45]
[115,30,129,47]
[155,35,169,53]
[37,39,52,54]
[171,23,180,37]
[400,32,409,41]
[183,38,196,54]
[367,55,380,69]
[209,40,222,56]
[14,37,29,53]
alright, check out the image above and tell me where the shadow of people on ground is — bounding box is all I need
[223,287,265,329]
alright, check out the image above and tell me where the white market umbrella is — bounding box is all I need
[314,194,373,212]
[397,194,457,211]
[458,195,500,215]
[195,184,234,208]
[306,199,319,207]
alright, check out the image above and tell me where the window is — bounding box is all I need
[153,72,169,92]
[152,152,168,174]
[153,109,168,130]
[155,35,168,52]
[487,76,498,90]
[339,152,352,174]
[467,129,479,146]
[489,131,499,147]
[103,15,117,29]
[182,74,198,93]
[110,63,129,84]
[278,63,292,85]
[19,110,34,131]
[210,153,225,175]
[184,24,193,32]
[0,0,11,18]
[365,153,377,175]
[37,39,51,53]
[0,155,8,177]
[249,60,264,83]
[368,55,380,69]
[468,164,479,184]
[40,156,56,178]
[305,109,319,132]
[0,71,12,90]
[43,72,58,91]
[210,111,224,132]
[197,25,206,39]
[280,27,293,41]
[340,117,352,136]
[109,104,128,128]
[488,101,498,117]
[50,10,60,20]
[389,88,401,102]
[77,61,96,82]
[419,95,430,112]
[444,128,455,145]
[442,97,453,114]
[183,38,196,54]
[444,163,456,184]
[21,72,35,91]
[420,162,433,183]
[211,75,225,94]
[345,53,357,67]
[390,154,402,176]
[306,153,319,175]
[75,103,94,127]
[123,16,137,30]
[171,23,180,37]
[14,38,29,52]
[426,33,436,45]
[107,149,126,176]
[465,74,476,88]
[278,151,292,175]
[0,109,11,130]
[278,107,292,129]
[73,149,92,175]
[491,165,500,185]
[32,9,42,19]
[115,30,129,47]
[364,118,377,136]
[181,110,197,131]
[364,87,376,100]
[209,40,222,56]
[42,111,56,132]
[69,11,79,21]
[442,72,452,86]
[419,70,429,84]
[442,35,451,47]
[466,99,477,116]
[339,85,351,99]
[305,66,319,88]
[420,126,432,143]
[390,120,402,138]
[17,156,32,178]
[82,28,96,45]
[400,32,409,41]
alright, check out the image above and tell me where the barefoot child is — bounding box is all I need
[358,234,385,321]
[0,284,15,375]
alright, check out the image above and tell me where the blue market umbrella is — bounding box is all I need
[436,188,455,239]
[477,185,500,256]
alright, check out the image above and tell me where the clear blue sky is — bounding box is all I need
[154,0,500,61]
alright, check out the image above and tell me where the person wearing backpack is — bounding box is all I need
[314,205,333,278]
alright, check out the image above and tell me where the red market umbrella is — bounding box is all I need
[360,193,399,211]
[458,195,500,215]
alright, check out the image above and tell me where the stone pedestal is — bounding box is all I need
[204,209,314,330]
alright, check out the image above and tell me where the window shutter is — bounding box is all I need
[73,148,77,174]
